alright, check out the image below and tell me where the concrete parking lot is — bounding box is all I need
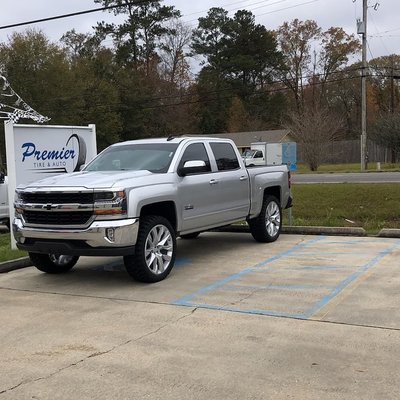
[1,232,399,399]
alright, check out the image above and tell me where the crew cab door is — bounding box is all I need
[176,142,219,232]
[177,141,250,233]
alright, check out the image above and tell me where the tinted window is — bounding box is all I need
[254,151,263,158]
[210,143,240,171]
[178,143,211,172]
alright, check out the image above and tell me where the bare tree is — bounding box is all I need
[159,18,192,87]
[284,107,344,171]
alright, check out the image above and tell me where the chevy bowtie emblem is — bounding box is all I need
[44,204,56,210]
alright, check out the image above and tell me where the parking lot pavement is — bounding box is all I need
[1,233,400,399]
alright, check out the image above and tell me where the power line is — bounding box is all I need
[0,0,152,31]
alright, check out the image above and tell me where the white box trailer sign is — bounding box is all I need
[4,122,97,243]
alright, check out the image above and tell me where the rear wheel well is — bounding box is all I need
[140,201,177,231]
[264,186,281,202]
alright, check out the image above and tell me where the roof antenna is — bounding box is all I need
[167,134,175,141]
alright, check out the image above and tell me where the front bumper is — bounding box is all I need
[13,217,139,256]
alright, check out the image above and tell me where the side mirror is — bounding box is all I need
[178,160,207,177]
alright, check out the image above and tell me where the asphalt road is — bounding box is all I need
[293,171,400,184]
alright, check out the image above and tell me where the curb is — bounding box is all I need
[219,225,400,238]
[216,224,367,236]
[0,257,31,273]
[377,229,400,238]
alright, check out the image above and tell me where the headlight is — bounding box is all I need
[14,190,24,214]
[94,190,127,216]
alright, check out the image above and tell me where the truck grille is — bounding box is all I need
[24,211,93,226]
[21,192,94,204]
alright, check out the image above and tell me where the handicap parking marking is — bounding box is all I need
[172,236,326,309]
[305,240,400,320]
[172,237,400,320]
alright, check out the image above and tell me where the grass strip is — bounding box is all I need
[284,183,400,234]
[295,162,400,173]
[0,234,27,263]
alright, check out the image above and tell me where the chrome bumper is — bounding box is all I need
[13,217,139,256]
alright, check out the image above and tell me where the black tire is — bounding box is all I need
[124,215,176,283]
[180,232,200,239]
[29,253,79,274]
[248,195,282,243]
[5,220,10,230]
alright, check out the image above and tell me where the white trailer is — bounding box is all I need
[242,142,283,167]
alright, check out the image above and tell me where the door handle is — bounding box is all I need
[209,179,219,185]
[239,176,248,181]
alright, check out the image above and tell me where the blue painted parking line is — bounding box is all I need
[172,236,326,306]
[220,284,333,292]
[174,302,305,319]
[172,238,400,320]
[302,240,400,318]
[174,257,191,268]
[285,265,346,271]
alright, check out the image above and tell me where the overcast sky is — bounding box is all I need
[0,0,399,61]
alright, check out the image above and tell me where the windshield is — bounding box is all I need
[84,143,179,173]
[242,150,256,159]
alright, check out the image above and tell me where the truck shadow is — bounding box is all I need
[28,232,257,286]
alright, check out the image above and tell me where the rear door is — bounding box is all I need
[207,142,250,223]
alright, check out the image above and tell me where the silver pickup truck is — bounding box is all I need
[13,137,292,282]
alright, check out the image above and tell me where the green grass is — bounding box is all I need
[295,162,400,174]
[0,234,27,263]
[283,183,400,234]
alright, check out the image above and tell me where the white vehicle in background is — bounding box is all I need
[0,172,9,229]
[241,148,265,166]
[242,142,283,167]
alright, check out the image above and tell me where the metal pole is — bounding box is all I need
[391,56,395,114]
[361,0,368,171]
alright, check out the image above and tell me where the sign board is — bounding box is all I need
[4,122,97,244]
[250,141,297,170]
[282,142,297,171]
[5,123,97,186]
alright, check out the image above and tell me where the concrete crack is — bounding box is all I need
[0,308,197,396]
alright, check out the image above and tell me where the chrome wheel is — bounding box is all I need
[248,195,282,243]
[124,216,176,283]
[265,201,281,237]
[144,224,173,275]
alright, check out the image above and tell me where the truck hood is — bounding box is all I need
[19,170,156,190]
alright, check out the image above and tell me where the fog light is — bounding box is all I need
[106,228,115,242]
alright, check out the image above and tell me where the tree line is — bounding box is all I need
[1,0,399,169]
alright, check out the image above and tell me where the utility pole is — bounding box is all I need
[360,0,368,171]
